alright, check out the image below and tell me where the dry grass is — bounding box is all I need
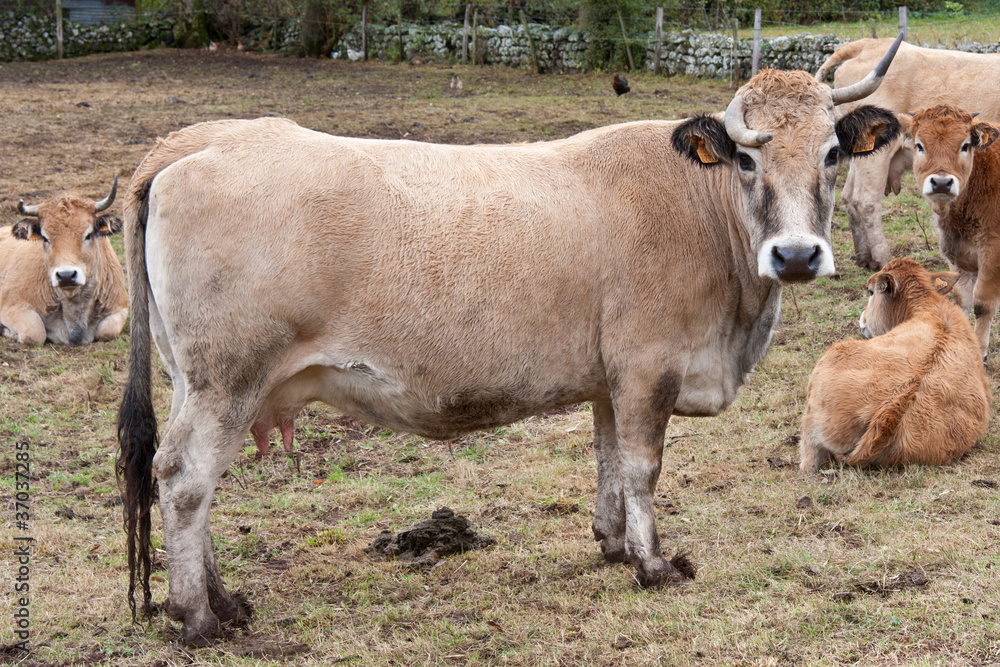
[1,50,1000,666]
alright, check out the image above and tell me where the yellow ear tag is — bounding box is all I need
[695,137,718,164]
[855,134,876,153]
[935,277,947,289]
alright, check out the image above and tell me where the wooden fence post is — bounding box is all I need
[731,17,740,87]
[472,6,479,65]
[898,6,907,41]
[56,0,63,59]
[751,8,761,76]
[361,3,367,61]
[519,9,540,73]
[617,8,635,71]
[654,7,663,74]
[870,18,876,38]
[462,3,471,64]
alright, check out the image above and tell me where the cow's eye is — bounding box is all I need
[737,153,755,172]
[825,147,840,167]
[84,232,93,242]
[915,142,925,154]
[866,287,874,297]
[961,142,971,153]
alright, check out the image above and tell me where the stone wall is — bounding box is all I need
[4,11,1000,75]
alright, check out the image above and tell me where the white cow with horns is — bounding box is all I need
[118,35,903,646]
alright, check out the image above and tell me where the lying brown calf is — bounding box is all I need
[800,257,990,470]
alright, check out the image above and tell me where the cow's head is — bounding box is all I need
[672,34,903,284]
[898,104,999,215]
[858,257,958,338]
[13,177,120,293]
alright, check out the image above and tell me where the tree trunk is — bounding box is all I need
[301,0,327,58]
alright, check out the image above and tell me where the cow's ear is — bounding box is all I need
[930,271,960,295]
[94,214,123,236]
[836,105,901,157]
[971,122,999,151]
[896,112,915,137]
[11,220,42,241]
[877,271,899,296]
[672,114,735,167]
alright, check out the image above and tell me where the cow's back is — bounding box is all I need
[833,41,1000,119]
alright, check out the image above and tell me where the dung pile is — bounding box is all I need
[365,507,495,567]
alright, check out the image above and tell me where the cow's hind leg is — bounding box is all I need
[153,397,250,645]
[972,259,1000,360]
[591,399,626,563]
[843,147,897,270]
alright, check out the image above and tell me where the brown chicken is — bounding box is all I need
[612,72,630,96]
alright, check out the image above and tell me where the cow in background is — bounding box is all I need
[118,37,904,645]
[0,178,127,346]
[898,104,1000,358]
[816,38,1000,270]
[800,258,990,470]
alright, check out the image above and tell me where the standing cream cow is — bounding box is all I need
[816,38,1000,270]
[0,179,127,346]
[118,38,903,646]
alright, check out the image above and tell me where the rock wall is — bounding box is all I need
[4,11,1000,75]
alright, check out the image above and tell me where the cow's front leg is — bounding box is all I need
[591,399,626,563]
[972,259,1000,360]
[0,305,46,346]
[614,371,686,587]
[94,307,127,341]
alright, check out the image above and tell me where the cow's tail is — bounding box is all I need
[841,377,917,467]
[814,40,866,82]
[116,174,158,623]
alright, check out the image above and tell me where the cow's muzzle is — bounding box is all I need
[51,266,86,290]
[770,244,822,282]
[923,173,959,198]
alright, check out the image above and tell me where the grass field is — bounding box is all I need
[1,51,999,666]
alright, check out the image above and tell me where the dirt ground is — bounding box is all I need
[1,49,999,666]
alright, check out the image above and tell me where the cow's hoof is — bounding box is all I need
[851,254,880,271]
[213,590,253,627]
[180,617,223,647]
[598,537,627,564]
[635,557,687,588]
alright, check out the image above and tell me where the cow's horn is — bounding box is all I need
[724,94,773,147]
[831,32,904,106]
[17,200,38,216]
[94,175,118,212]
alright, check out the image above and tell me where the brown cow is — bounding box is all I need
[800,257,990,470]
[117,39,904,646]
[816,38,1000,270]
[0,179,127,346]
[897,104,1000,358]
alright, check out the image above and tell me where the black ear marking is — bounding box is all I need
[11,220,41,241]
[672,115,735,168]
[95,214,123,236]
[836,105,902,157]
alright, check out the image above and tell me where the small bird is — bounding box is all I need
[613,72,630,96]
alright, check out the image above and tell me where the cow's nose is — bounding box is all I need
[56,269,78,286]
[929,176,954,194]
[771,245,822,282]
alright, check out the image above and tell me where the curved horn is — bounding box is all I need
[17,200,38,216]
[724,94,774,147]
[94,175,118,212]
[831,32,904,106]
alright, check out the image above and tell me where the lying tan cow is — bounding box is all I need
[118,37,904,646]
[898,104,1000,358]
[816,38,1000,270]
[0,179,127,346]
[800,257,990,470]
